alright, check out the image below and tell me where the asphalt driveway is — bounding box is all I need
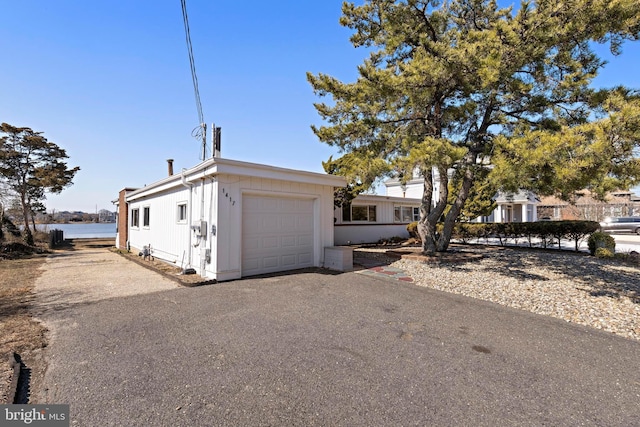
[33,248,640,426]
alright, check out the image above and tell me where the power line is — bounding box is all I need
[180,0,207,159]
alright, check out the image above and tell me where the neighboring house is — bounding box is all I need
[473,190,539,223]
[333,194,422,245]
[334,169,542,246]
[538,190,640,221]
[115,158,345,281]
[385,173,539,224]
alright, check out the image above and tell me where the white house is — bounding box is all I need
[333,194,422,245]
[480,190,539,223]
[331,164,541,246]
[385,170,539,223]
[116,157,345,281]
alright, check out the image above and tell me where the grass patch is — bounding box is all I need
[0,252,49,403]
[0,256,49,356]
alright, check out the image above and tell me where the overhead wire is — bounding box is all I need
[180,0,207,158]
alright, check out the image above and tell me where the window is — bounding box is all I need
[342,204,377,222]
[394,206,420,222]
[143,206,150,227]
[177,203,187,223]
[342,205,350,222]
[131,208,139,228]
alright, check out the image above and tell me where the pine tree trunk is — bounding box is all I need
[437,159,476,252]
[20,194,34,246]
[418,220,438,253]
[418,167,449,254]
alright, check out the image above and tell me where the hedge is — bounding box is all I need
[406,220,601,252]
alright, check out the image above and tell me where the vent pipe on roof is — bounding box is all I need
[212,125,221,158]
[167,159,174,176]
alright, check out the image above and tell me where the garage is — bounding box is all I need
[119,157,344,281]
[242,195,315,276]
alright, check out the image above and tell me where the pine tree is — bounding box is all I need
[308,0,640,253]
[0,123,80,245]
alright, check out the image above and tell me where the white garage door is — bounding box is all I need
[242,195,315,276]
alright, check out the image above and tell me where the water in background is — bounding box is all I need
[37,223,116,239]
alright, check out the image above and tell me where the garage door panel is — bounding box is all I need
[242,195,314,276]
[243,197,259,210]
[280,199,297,211]
[262,198,279,212]
[263,256,279,268]
[298,221,314,232]
[243,216,260,233]
[298,252,312,264]
[243,258,260,271]
[262,216,279,229]
[281,236,296,247]
[262,236,279,249]
[282,254,297,266]
[296,234,312,246]
[244,237,260,251]
[281,215,297,229]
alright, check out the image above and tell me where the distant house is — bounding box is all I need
[474,190,540,223]
[538,190,640,221]
[115,158,345,281]
[98,209,116,223]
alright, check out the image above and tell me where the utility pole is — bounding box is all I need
[201,123,207,161]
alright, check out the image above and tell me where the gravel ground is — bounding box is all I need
[355,247,640,341]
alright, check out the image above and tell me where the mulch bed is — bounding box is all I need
[111,248,216,287]
[385,247,487,263]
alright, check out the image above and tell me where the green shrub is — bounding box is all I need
[613,252,630,262]
[409,220,602,251]
[588,232,615,256]
[406,221,446,242]
[407,221,419,238]
[452,223,487,243]
[595,247,614,259]
[564,221,600,251]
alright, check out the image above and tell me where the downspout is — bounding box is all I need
[208,177,217,276]
[200,177,206,226]
[181,169,194,269]
[199,176,207,277]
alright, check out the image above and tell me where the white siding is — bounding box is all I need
[334,196,421,245]
[334,224,412,245]
[124,158,343,282]
[128,185,191,267]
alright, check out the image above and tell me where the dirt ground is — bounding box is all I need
[0,237,206,404]
[0,249,49,404]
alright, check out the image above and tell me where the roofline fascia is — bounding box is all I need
[125,157,346,202]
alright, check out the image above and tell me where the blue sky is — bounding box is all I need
[1,1,639,213]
